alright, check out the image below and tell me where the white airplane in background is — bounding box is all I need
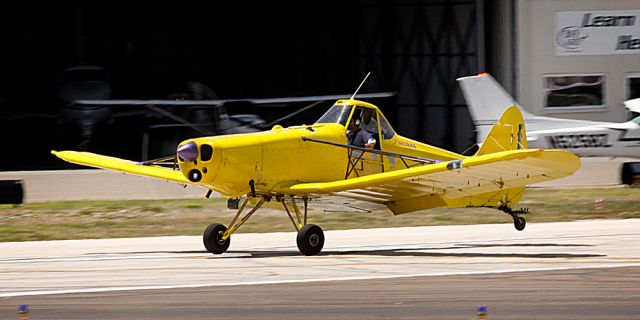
[626,98,640,114]
[458,73,640,158]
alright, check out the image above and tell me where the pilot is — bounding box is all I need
[347,112,376,148]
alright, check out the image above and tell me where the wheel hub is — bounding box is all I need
[217,231,227,245]
[309,234,319,247]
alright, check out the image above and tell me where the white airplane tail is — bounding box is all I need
[458,73,610,145]
[457,74,533,143]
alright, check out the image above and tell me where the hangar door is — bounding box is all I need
[356,0,484,153]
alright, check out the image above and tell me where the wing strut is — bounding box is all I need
[302,137,439,180]
[302,136,439,165]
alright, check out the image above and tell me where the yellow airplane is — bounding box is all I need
[52,88,580,256]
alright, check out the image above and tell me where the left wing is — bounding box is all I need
[288,149,579,214]
[51,151,190,184]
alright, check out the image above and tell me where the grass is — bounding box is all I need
[0,187,638,242]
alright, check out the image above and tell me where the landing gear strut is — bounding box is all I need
[203,196,265,254]
[202,194,324,255]
[499,205,529,231]
[281,196,324,255]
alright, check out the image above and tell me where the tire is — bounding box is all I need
[0,180,23,204]
[296,224,325,256]
[514,217,526,231]
[203,223,230,254]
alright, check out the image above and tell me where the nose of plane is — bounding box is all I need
[177,141,198,162]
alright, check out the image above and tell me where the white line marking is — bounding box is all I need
[3,263,640,298]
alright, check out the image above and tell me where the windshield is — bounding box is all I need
[315,104,353,126]
[633,116,640,125]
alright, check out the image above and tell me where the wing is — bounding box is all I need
[287,149,579,214]
[69,92,395,107]
[51,151,190,184]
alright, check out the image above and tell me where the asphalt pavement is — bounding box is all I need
[2,266,638,319]
[1,219,640,319]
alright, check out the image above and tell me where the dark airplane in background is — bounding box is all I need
[55,65,395,159]
[55,64,270,156]
[0,63,392,170]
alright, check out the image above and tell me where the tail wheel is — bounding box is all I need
[203,223,230,254]
[514,217,526,231]
[296,224,325,256]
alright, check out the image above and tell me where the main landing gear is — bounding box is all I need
[202,195,324,256]
[498,205,529,231]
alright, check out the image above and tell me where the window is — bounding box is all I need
[627,74,640,120]
[626,75,640,100]
[544,75,605,109]
[347,107,380,149]
[361,108,378,133]
[315,104,353,126]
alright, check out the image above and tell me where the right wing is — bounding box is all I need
[287,148,579,214]
[51,151,190,185]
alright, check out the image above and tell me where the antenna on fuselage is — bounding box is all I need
[349,72,371,100]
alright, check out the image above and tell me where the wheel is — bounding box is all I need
[203,223,230,254]
[514,217,526,231]
[296,224,325,256]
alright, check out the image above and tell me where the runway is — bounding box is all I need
[2,267,639,319]
[1,219,640,318]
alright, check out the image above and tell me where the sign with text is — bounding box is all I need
[555,10,640,55]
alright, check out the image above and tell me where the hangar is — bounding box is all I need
[0,1,638,170]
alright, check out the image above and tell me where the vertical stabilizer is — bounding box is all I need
[458,74,532,143]
[475,105,527,156]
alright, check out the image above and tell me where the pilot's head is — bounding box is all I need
[348,116,360,131]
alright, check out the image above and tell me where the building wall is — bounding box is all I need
[517,0,640,122]
[486,0,516,96]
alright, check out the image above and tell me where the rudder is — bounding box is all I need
[475,105,527,156]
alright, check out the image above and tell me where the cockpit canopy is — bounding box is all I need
[315,102,396,142]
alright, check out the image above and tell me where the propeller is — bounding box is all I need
[177,141,198,162]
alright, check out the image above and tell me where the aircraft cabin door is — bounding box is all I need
[346,107,384,177]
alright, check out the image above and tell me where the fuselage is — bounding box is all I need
[176,99,464,198]
[527,116,640,158]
